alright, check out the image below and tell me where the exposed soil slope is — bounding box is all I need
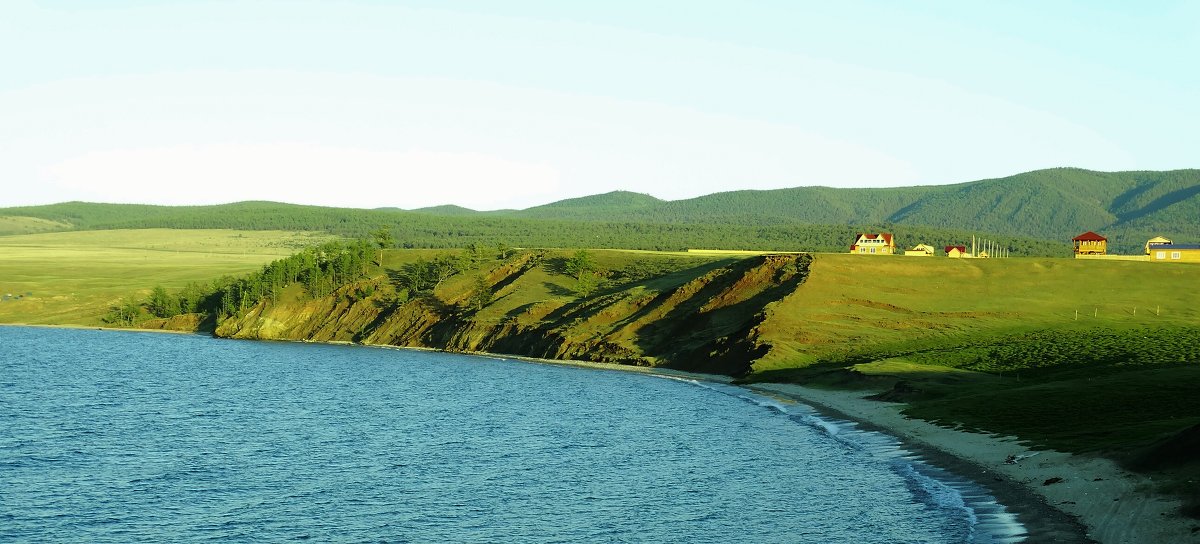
[215,252,812,376]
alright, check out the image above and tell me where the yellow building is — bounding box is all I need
[945,245,970,258]
[850,233,895,255]
[1148,243,1200,263]
[904,243,935,256]
[1145,236,1172,255]
[1072,231,1107,256]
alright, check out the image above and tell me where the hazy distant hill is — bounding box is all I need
[2,168,1197,254]
[471,168,1200,251]
[408,204,484,216]
[512,191,663,219]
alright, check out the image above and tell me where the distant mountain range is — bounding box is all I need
[2,168,1197,254]
[488,168,1200,248]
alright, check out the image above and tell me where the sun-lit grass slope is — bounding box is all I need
[0,216,72,235]
[0,229,335,325]
[754,254,1200,371]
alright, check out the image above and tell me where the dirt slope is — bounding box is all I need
[215,252,812,375]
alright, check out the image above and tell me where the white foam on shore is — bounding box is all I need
[659,377,1029,543]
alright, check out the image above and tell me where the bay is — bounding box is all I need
[0,326,1022,542]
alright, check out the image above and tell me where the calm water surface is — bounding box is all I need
[1,327,1023,542]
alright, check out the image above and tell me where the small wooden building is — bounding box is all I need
[904,244,935,256]
[850,233,895,255]
[945,245,969,258]
[1072,231,1107,256]
[1149,243,1200,263]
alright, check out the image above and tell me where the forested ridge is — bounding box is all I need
[4,167,1198,254]
[500,168,1200,252]
[0,200,1065,256]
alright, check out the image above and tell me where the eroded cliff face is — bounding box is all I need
[215,252,811,376]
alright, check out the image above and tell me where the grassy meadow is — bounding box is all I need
[0,229,335,325]
[756,254,1200,371]
[0,215,71,235]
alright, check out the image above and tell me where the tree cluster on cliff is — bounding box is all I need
[108,240,376,325]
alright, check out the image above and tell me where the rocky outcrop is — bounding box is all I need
[215,253,812,376]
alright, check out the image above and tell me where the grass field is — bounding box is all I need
[755,254,1200,371]
[0,216,71,236]
[0,229,335,325]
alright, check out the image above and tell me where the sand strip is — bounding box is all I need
[749,383,1199,544]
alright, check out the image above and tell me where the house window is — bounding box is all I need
[870,248,876,254]
[1172,252,1182,260]
[1157,251,1166,260]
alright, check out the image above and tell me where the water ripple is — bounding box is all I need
[2,327,1021,543]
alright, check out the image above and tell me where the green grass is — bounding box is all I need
[754,254,1200,371]
[386,247,731,324]
[0,216,71,235]
[901,366,1200,454]
[0,229,336,325]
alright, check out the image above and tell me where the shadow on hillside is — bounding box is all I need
[1114,184,1200,225]
[385,270,409,291]
[535,258,738,328]
[629,255,811,376]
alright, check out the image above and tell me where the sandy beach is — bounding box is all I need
[749,383,1200,544]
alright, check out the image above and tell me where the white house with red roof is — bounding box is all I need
[849,233,895,255]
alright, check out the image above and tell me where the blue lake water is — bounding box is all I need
[1,326,1025,542]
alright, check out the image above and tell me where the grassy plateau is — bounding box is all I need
[0,229,334,325]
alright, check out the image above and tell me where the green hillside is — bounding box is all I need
[488,168,1200,252]
[0,201,1065,256]
[5,167,1198,254]
[514,190,664,219]
[408,204,482,215]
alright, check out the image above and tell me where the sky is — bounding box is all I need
[2,1,1197,210]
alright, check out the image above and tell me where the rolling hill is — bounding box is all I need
[2,167,1198,254]
[483,168,1200,252]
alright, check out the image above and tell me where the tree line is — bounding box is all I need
[4,201,1075,256]
[104,240,376,326]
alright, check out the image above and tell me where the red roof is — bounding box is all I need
[945,245,967,253]
[1073,231,1107,242]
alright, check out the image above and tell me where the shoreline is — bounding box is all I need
[396,348,1198,543]
[369,345,1087,542]
[0,322,198,335]
[749,383,1198,544]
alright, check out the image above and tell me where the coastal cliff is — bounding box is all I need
[214,252,811,376]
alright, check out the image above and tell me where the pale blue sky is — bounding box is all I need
[2,1,1196,209]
